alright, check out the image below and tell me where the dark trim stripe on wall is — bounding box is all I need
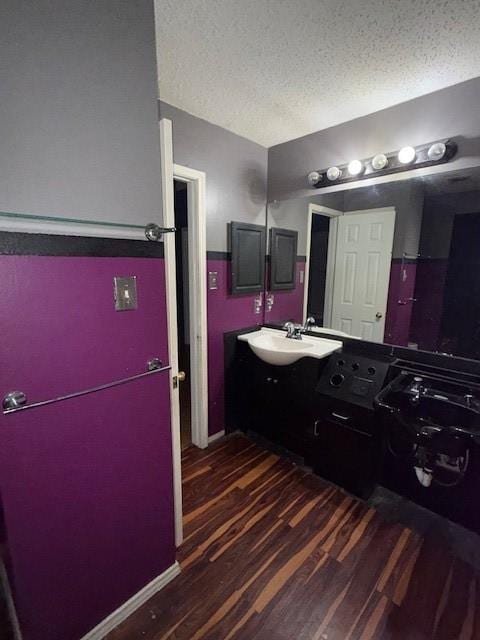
[391,256,417,264]
[208,251,306,262]
[0,237,300,261]
[207,250,230,261]
[0,232,164,258]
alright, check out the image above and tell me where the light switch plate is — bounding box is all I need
[208,271,218,290]
[114,276,138,311]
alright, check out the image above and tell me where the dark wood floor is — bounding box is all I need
[108,434,480,639]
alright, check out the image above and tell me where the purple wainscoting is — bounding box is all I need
[265,260,305,325]
[410,259,449,352]
[207,259,262,435]
[0,255,175,640]
[385,261,417,346]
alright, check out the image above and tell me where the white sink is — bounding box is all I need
[310,326,361,340]
[238,328,342,366]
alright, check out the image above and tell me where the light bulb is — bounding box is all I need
[371,153,388,171]
[326,166,341,181]
[427,142,447,161]
[307,170,321,186]
[398,146,416,164]
[348,160,363,176]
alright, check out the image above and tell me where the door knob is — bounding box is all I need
[375,312,383,320]
[177,371,186,382]
[3,391,27,411]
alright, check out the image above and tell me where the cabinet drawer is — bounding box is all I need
[313,398,377,437]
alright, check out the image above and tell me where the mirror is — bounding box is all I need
[265,167,480,361]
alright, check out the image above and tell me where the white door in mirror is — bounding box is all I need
[331,207,395,342]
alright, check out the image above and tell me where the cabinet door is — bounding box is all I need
[230,221,266,295]
[270,227,298,290]
[313,404,380,498]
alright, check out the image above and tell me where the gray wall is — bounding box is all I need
[268,181,424,259]
[159,102,268,252]
[420,190,480,259]
[267,192,343,256]
[268,77,480,203]
[0,0,162,226]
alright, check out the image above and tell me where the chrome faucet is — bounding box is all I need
[410,376,425,404]
[303,316,315,332]
[283,317,315,340]
[283,321,302,340]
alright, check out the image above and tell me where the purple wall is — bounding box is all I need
[0,255,175,640]
[206,258,262,435]
[385,261,417,346]
[265,260,305,325]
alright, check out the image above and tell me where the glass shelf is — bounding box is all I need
[0,210,145,230]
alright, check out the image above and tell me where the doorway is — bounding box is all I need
[173,181,192,450]
[440,211,480,358]
[304,204,342,326]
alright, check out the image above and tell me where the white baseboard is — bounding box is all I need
[0,561,22,640]
[208,430,225,444]
[80,561,181,640]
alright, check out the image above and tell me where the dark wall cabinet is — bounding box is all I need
[230,221,266,295]
[269,227,298,290]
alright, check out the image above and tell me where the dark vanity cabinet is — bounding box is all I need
[225,331,390,498]
[225,329,480,530]
[311,400,379,498]
[311,353,390,497]
[226,339,325,448]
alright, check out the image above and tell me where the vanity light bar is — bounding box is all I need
[307,139,457,188]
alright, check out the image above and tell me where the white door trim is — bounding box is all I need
[173,162,209,454]
[304,204,343,325]
[343,206,396,217]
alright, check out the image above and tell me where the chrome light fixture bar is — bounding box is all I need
[307,138,457,189]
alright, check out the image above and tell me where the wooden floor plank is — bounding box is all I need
[106,433,478,640]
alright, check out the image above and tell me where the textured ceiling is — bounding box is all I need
[154,0,480,147]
